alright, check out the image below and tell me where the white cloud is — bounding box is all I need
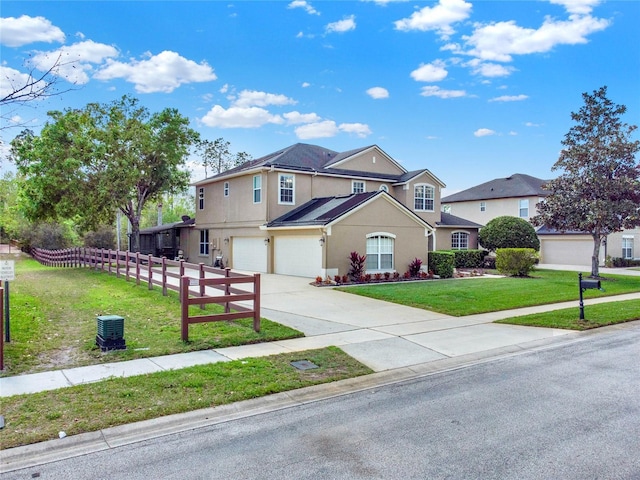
[525,122,542,127]
[339,122,372,137]
[31,40,119,85]
[466,59,515,77]
[94,50,216,93]
[490,94,528,102]
[410,60,448,82]
[302,82,311,88]
[362,0,408,4]
[287,1,320,15]
[219,84,229,94]
[366,86,389,99]
[462,14,609,62]
[232,90,297,108]
[295,120,340,139]
[509,131,518,136]
[0,15,65,47]
[549,0,601,15]
[394,0,472,39]
[474,128,496,137]
[419,86,466,98]
[283,111,322,125]
[0,66,48,100]
[200,105,284,128]
[326,15,356,34]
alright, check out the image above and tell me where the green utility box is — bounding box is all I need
[96,315,126,351]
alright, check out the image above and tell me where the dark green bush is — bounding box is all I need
[451,249,487,268]
[611,257,640,267]
[495,248,538,277]
[428,251,455,278]
[479,216,540,252]
[84,226,116,249]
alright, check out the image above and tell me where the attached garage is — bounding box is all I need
[231,237,268,273]
[274,236,323,278]
[539,234,604,266]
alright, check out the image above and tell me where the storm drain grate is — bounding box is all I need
[290,360,319,371]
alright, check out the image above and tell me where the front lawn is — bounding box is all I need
[2,257,303,376]
[496,299,640,330]
[337,269,640,316]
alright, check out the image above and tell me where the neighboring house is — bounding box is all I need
[441,173,637,265]
[134,216,194,260]
[185,143,480,278]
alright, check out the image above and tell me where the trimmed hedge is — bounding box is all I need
[428,251,455,279]
[495,248,538,277]
[451,249,487,268]
[610,257,640,268]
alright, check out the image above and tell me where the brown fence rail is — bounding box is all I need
[30,248,261,341]
[1,285,4,371]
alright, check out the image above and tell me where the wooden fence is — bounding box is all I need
[30,248,261,340]
[1,285,4,371]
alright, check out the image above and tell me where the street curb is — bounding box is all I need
[4,323,634,474]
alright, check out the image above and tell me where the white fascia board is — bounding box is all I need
[192,166,266,187]
[328,145,407,174]
[393,169,446,189]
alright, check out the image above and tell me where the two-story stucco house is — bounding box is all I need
[184,143,480,278]
[441,173,638,265]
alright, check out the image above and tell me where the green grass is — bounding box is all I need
[496,299,640,330]
[337,269,640,316]
[2,257,303,376]
[0,347,373,449]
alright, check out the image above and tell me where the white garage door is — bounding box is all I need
[540,237,603,266]
[232,237,268,273]
[275,236,322,278]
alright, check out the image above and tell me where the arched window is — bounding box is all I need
[414,184,435,211]
[366,233,395,270]
[451,231,469,250]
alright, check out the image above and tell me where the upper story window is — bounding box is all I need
[366,233,395,271]
[414,184,435,211]
[480,201,486,212]
[451,231,469,250]
[379,184,389,192]
[519,199,529,218]
[224,182,230,197]
[198,187,204,210]
[352,180,365,194]
[279,174,294,204]
[253,175,262,203]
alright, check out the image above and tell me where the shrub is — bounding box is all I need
[393,272,400,280]
[611,257,640,267]
[408,257,423,277]
[23,222,76,251]
[364,273,372,282]
[384,271,391,280]
[341,275,349,284]
[428,251,455,278]
[478,216,540,252]
[451,249,487,268]
[348,251,366,281]
[315,276,323,284]
[483,255,496,269]
[84,226,116,249]
[495,248,538,277]
[334,275,341,284]
[374,273,382,281]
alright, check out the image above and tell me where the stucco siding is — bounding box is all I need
[444,196,543,225]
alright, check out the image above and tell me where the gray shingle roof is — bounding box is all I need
[436,212,483,228]
[441,173,549,203]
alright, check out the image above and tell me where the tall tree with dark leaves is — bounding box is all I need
[532,86,640,277]
[10,95,199,252]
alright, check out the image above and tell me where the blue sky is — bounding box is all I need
[1,0,638,194]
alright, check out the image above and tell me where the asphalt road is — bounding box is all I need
[3,324,639,480]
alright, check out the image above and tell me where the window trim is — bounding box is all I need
[480,201,486,212]
[622,237,634,259]
[223,182,229,197]
[352,180,366,194]
[278,173,295,205]
[365,232,395,272]
[519,199,529,218]
[199,229,210,256]
[414,183,435,212]
[198,187,204,210]
[451,231,470,250]
[253,175,262,204]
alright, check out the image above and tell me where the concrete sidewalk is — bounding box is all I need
[2,271,638,397]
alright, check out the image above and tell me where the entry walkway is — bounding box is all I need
[1,271,639,397]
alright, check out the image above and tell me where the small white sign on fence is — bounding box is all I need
[0,260,15,281]
[189,278,199,286]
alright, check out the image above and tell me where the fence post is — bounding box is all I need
[181,276,190,342]
[224,268,231,313]
[162,257,167,296]
[116,249,121,278]
[125,251,130,281]
[253,274,261,332]
[178,260,185,301]
[148,256,153,290]
[199,263,205,310]
[0,285,4,371]
[135,252,141,286]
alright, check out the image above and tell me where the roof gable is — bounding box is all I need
[441,173,549,203]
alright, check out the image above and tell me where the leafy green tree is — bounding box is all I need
[196,137,252,177]
[478,216,540,252]
[0,171,26,242]
[532,86,640,277]
[140,192,195,229]
[10,95,199,252]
